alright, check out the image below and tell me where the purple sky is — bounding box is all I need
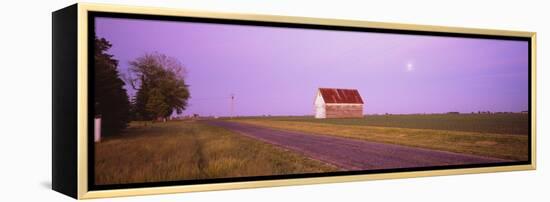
[95,17,529,116]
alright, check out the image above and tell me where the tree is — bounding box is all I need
[146,88,171,120]
[94,37,130,135]
[128,53,190,121]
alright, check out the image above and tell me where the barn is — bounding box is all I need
[314,88,364,119]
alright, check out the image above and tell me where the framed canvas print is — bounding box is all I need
[52,3,536,199]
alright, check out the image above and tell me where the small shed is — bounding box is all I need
[314,88,364,119]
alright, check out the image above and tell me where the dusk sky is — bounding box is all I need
[95,17,529,116]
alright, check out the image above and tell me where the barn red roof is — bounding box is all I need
[318,88,364,104]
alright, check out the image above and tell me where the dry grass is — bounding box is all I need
[256,114,529,135]
[95,121,337,185]
[231,119,529,161]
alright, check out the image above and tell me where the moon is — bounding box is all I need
[406,62,414,72]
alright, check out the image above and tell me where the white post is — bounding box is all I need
[94,117,101,142]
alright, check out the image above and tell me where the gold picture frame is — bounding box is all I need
[52,3,536,199]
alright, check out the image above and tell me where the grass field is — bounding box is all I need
[231,114,529,161]
[239,113,529,135]
[95,121,337,185]
[95,114,529,184]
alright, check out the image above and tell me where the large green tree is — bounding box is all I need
[128,53,190,121]
[94,37,130,135]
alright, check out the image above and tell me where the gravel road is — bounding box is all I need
[206,121,509,170]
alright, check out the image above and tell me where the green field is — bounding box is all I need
[232,114,529,161]
[238,113,529,135]
[95,121,336,185]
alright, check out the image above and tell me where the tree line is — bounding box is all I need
[94,37,190,136]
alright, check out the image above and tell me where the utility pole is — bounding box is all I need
[230,93,235,119]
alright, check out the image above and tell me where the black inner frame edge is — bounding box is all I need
[87,11,533,191]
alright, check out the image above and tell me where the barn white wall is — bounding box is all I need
[0,0,547,202]
[314,92,326,118]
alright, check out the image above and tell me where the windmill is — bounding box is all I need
[230,93,235,119]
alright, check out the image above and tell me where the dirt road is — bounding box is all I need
[206,121,509,170]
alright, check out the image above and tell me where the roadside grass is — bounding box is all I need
[235,114,529,135]
[95,121,337,185]
[230,119,529,161]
